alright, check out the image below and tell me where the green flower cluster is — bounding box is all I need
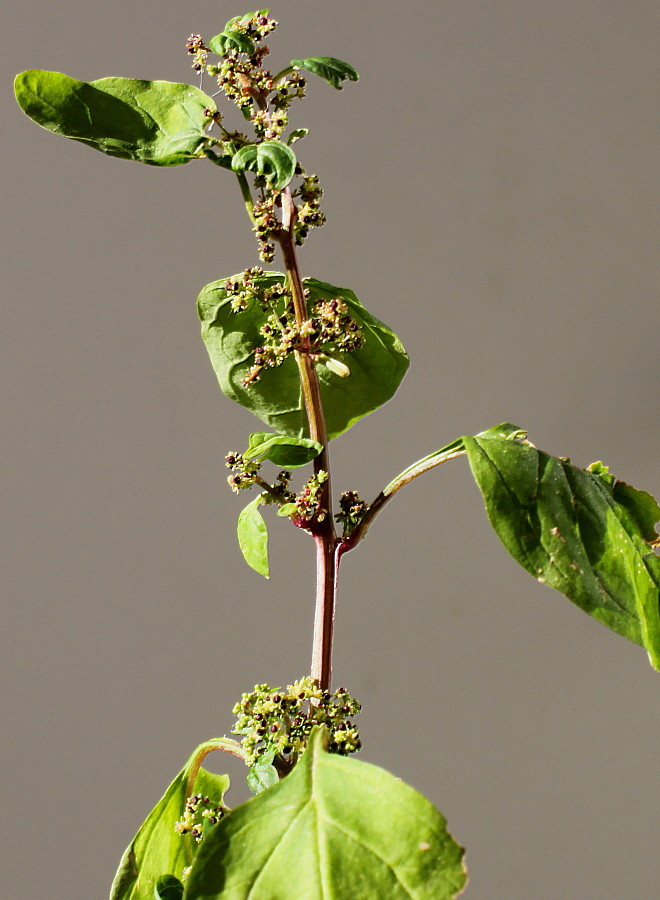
[174,792,226,844]
[335,490,368,536]
[233,677,362,767]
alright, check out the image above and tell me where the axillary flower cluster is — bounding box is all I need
[186,12,326,261]
[232,677,362,768]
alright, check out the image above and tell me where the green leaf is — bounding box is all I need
[276,503,298,518]
[384,422,525,496]
[15,71,215,166]
[244,432,322,468]
[237,495,269,578]
[154,875,184,900]
[464,435,660,669]
[290,56,359,90]
[109,742,230,900]
[198,273,409,440]
[209,30,256,56]
[184,729,466,900]
[246,751,279,794]
[231,141,296,190]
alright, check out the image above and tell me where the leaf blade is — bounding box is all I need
[15,71,215,166]
[237,495,269,578]
[464,435,660,669]
[290,56,359,90]
[244,432,322,468]
[198,273,409,440]
[231,141,296,190]
[184,729,466,899]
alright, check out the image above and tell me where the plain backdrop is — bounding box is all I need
[2,1,659,898]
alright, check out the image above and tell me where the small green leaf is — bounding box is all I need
[465,435,660,669]
[231,141,296,190]
[154,875,183,900]
[247,751,279,794]
[198,273,409,440]
[290,56,359,90]
[184,728,467,900]
[209,30,256,56]
[109,743,229,900]
[286,127,308,145]
[15,71,215,166]
[276,503,298,518]
[237,495,269,578]
[244,432,322,468]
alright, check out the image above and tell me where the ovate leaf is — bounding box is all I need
[237,495,269,578]
[244,432,322,468]
[290,56,359,90]
[231,141,296,190]
[198,273,409,440]
[209,30,256,56]
[15,71,215,166]
[184,729,467,900]
[154,875,184,900]
[109,743,230,900]
[464,434,660,669]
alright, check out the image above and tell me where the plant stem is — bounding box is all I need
[276,191,338,692]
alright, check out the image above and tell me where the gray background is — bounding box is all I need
[2,1,659,897]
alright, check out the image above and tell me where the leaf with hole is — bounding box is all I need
[244,432,322,468]
[198,273,409,440]
[231,141,296,190]
[184,728,466,899]
[237,495,269,578]
[290,56,359,89]
[109,743,229,900]
[154,875,184,900]
[464,434,660,669]
[14,71,215,166]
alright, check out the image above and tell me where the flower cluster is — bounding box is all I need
[174,792,226,843]
[233,677,362,768]
[225,452,261,492]
[280,471,329,526]
[335,490,368,536]
[185,13,328,257]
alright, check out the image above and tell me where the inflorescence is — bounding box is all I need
[233,677,362,768]
[222,270,364,387]
[186,12,326,260]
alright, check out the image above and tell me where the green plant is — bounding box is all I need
[14,10,660,899]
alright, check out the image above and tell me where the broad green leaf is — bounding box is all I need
[384,422,525,496]
[15,71,215,166]
[209,30,256,56]
[154,875,184,900]
[198,273,409,440]
[110,742,230,900]
[231,141,296,190]
[237,495,269,578]
[464,435,660,669]
[184,729,466,900]
[290,56,359,90]
[244,432,322,468]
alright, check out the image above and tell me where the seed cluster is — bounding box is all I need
[175,792,226,844]
[233,677,362,768]
[283,470,330,526]
[225,451,261,493]
[186,12,327,259]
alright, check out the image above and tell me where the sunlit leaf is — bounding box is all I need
[154,875,184,900]
[15,71,214,166]
[209,30,255,56]
[109,743,229,900]
[198,273,409,440]
[231,141,296,190]
[464,434,660,669]
[237,495,269,578]
[290,56,359,90]
[244,432,322,468]
[185,729,466,899]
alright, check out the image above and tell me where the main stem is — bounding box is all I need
[277,192,338,692]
